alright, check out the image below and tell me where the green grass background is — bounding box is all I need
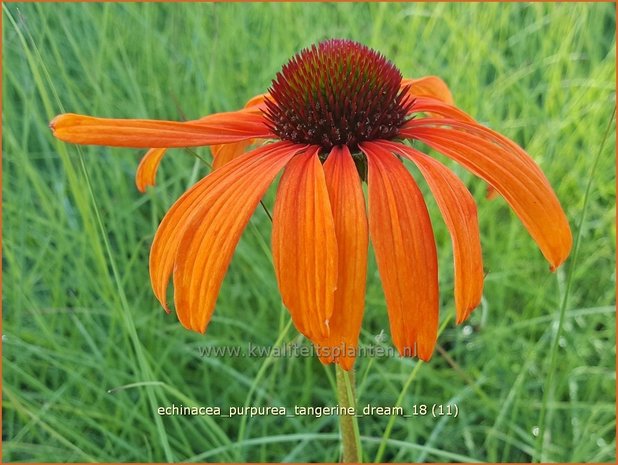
[3,2,616,463]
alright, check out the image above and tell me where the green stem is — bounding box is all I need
[336,365,362,462]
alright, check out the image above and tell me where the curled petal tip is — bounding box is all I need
[136,148,167,193]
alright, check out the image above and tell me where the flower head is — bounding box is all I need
[265,39,410,151]
[50,39,572,370]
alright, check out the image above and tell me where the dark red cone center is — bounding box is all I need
[264,39,411,153]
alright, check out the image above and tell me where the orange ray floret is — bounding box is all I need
[318,146,369,369]
[50,111,273,148]
[361,141,439,361]
[272,148,338,343]
[382,141,484,323]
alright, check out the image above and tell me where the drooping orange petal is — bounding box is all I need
[272,148,338,344]
[50,111,274,148]
[135,148,167,192]
[149,141,297,319]
[382,141,484,324]
[401,76,454,104]
[360,141,439,361]
[406,96,475,122]
[318,145,368,370]
[401,118,572,270]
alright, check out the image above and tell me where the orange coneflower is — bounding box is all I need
[50,39,572,369]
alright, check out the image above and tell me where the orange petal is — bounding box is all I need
[272,148,338,344]
[50,111,274,148]
[401,118,572,270]
[149,141,297,320]
[135,148,167,192]
[406,96,475,122]
[317,146,368,370]
[383,141,484,324]
[361,141,439,361]
[401,76,454,104]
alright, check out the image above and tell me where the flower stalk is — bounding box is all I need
[336,365,362,462]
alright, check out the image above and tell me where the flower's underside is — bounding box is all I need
[50,39,572,370]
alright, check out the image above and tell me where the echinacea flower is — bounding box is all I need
[50,39,572,370]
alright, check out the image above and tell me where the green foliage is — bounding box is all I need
[3,3,615,462]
